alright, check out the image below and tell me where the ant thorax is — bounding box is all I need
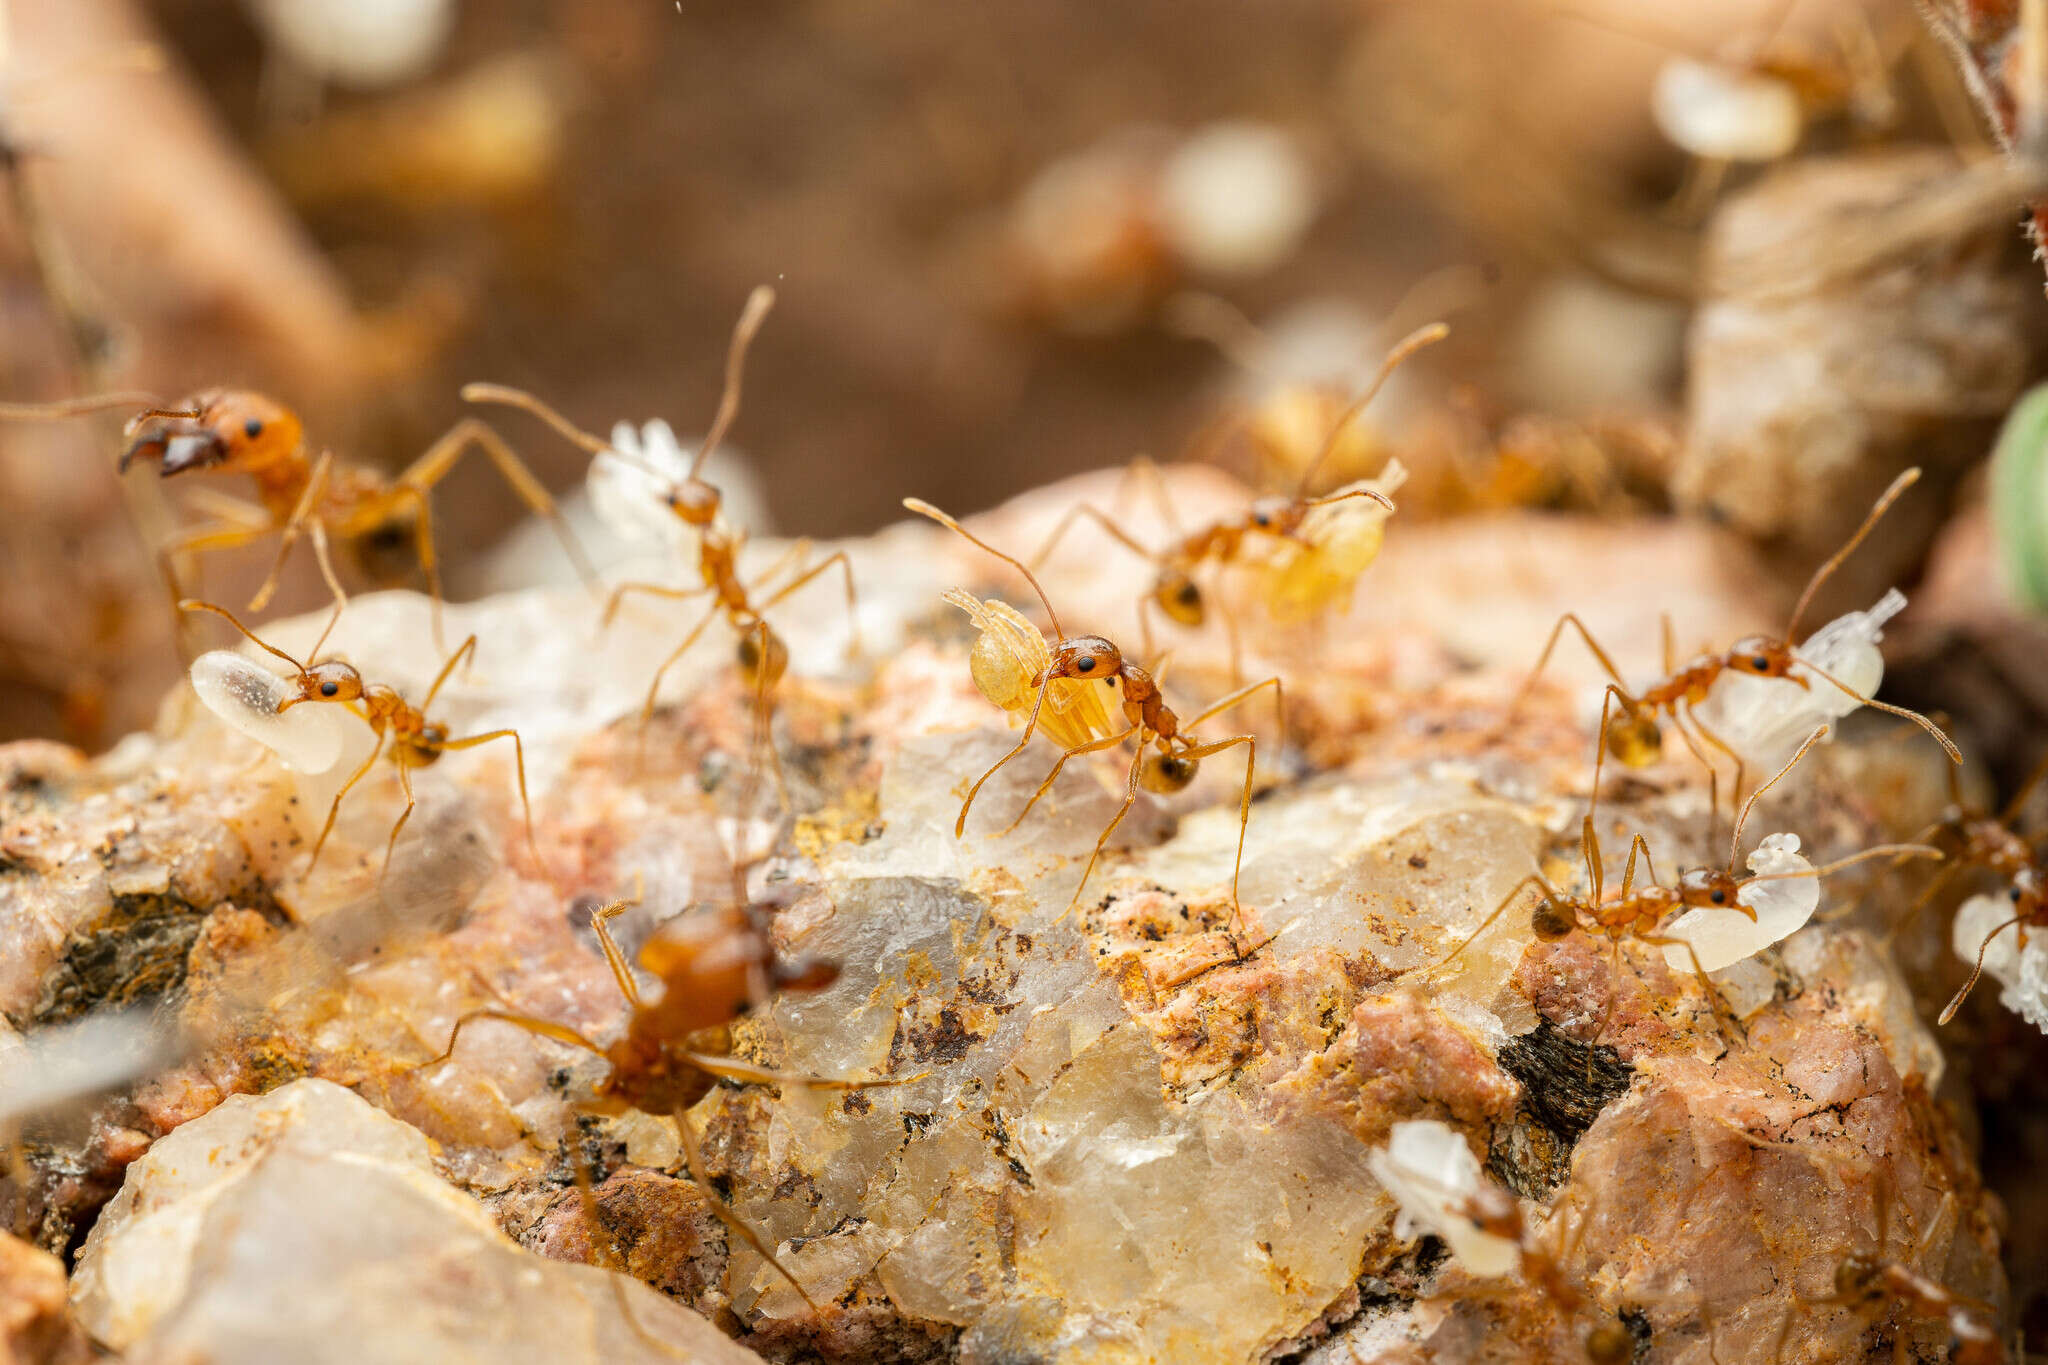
[1367,1119,1522,1277]
[189,651,349,775]
[588,418,713,548]
[1689,588,1905,772]
[1657,833,1818,974]
[1952,890,2048,1031]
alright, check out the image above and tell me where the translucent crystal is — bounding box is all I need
[1366,1119,1521,1277]
[188,651,350,775]
[1660,833,1818,974]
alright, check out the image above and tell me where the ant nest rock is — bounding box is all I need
[0,467,2008,1364]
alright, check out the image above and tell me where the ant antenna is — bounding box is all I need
[1940,911,2029,1024]
[0,391,157,420]
[1783,466,1918,643]
[1743,843,1943,884]
[1797,655,1962,764]
[689,285,775,482]
[904,498,1066,639]
[1161,291,1273,375]
[1295,322,1448,496]
[460,384,610,458]
[1729,724,1829,869]
[178,598,307,673]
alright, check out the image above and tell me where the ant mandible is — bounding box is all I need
[1511,466,1960,833]
[1027,322,1445,669]
[86,387,599,653]
[464,287,858,809]
[906,497,1281,937]
[421,889,904,1308]
[180,599,543,887]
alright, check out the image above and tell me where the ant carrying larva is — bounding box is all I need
[465,286,858,811]
[908,497,1279,939]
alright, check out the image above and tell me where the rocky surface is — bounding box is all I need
[0,467,2007,1362]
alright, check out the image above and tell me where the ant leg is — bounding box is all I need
[1591,938,1625,1050]
[1121,452,1187,540]
[376,762,419,889]
[157,521,272,656]
[1420,873,1552,975]
[1686,707,1750,843]
[305,521,348,660]
[590,899,643,1008]
[307,730,387,872]
[394,416,601,595]
[1661,711,1723,849]
[437,728,542,876]
[679,1052,921,1090]
[1618,833,1657,898]
[671,1101,817,1311]
[1660,611,1675,677]
[641,599,727,723]
[958,677,1055,837]
[1026,501,1157,573]
[602,580,714,632]
[752,550,862,658]
[743,620,791,813]
[1880,863,1961,948]
[1173,732,1259,935]
[1643,930,1746,1048]
[1585,684,1649,838]
[1506,613,1636,734]
[997,726,1141,837]
[248,450,333,613]
[1582,812,1607,905]
[1184,673,1284,748]
[2001,744,2048,824]
[1061,743,1147,919]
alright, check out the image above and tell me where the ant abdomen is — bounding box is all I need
[737,625,789,690]
[1532,899,1577,941]
[1604,709,1662,768]
[1140,751,1199,794]
[1582,1320,1633,1365]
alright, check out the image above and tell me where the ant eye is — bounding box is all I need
[320,681,339,697]
[244,418,263,439]
[2013,887,2025,902]
[1710,889,1726,904]
[1253,513,1271,527]
[1075,657,1095,673]
[1751,656,1770,670]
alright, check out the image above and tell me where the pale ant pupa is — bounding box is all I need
[179,599,543,888]
[464,287,858,810]
[908,497,1280,938]
[1510,467,1960,835]
[1025,322,1444,674]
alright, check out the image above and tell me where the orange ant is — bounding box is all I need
[1906,748,2048,1025]
[1769,1173,2002,1364]
[1513,467,1960,832]
[1446,1184,1635,1365]
[464,287,857,809]
[421,889,903,1307]
[906,498,1280,935]
[179,599,541,886]
[92,386,599,651]
[1027,322,1445,667]
[1427,731,1940,1046]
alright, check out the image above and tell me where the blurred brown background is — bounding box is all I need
[0,0,2024,743]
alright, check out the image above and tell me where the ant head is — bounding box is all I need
[735,624,789,690]
[1462,1183,1520,1241]
[1677,866,1741,910]
[121,391,302,477]
[289,661,365,709]
[2008,867,2045,917]
[1247,497,1303,535]
[1603,707,1662,768]
[1726,635,1798,681]
[1140,750,1200,794]
[1582,1321,1634,1365]
[1048,635,1123,683]
[1153,569,1205,627]
[666,477,721,526]
[1531,898,1576,941]
[1834,1250,1883,1300]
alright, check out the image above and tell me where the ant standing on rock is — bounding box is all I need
[466,287,858,809]
[908,497,1280,939]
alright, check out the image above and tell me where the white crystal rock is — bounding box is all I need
[1689,590,1903,774]
[70,1078,761,1364]
[1157,121,1317,278]
[188,650,350,775]
[1366,1120,1520,1278]
[1952,891,2048,1031]
[1651,57,1803,163]
[1660,833,1818,975]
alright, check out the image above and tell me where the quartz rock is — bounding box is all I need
[0,1231,93,1365]
[70,1077,761,1364]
